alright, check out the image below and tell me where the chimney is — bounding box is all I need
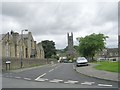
[28,32,32,35]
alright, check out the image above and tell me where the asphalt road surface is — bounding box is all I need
[2,63,118,88]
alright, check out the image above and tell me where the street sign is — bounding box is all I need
[6,61,11,64]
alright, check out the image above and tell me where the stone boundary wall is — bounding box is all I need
[2,57,57,71]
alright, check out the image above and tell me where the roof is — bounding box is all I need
[107,48,118,52]
[22,34,28,39]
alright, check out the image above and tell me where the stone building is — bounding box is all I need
[66,32,76,59]
[107,48,118,59]
[1,31,44,59]
[37,43,44,59]
[95,48,118,61]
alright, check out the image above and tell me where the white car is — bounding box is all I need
[76,57,88,67]
[97,58,106,61]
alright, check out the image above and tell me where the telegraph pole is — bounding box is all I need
[20,29,28,68]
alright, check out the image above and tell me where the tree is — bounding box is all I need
[64,46,78,52]
[77,33,108,61]
[41,40,56,58]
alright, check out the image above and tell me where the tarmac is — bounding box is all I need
[75,63,119,82]
[3,62,119,82]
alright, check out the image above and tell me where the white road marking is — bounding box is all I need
[98,84,113,87]
[35,73,46,81]
[35,78,48,82]
[15,77,21,79]
[24,78,31,81]
[49,69,54,72]
[81,82,95,85]
[64,80,79,84]
[49,79,63,83]
[39,73,46,78]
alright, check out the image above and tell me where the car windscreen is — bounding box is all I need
[77,57,85,60]
[77,58,85,61]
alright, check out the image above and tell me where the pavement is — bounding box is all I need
[75,63,119,82]
[3,63,57,73]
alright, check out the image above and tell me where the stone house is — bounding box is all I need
[36,43,44,59]
[1,31,44,59]
[107,48,118,58]
[95,48,118,61]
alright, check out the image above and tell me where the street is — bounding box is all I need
[2,63,118,88]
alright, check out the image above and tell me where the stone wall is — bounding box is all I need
[2,57,57,71]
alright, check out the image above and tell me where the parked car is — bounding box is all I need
[76,57,88,67]
[97,58,109,62]
[63,59,68,63]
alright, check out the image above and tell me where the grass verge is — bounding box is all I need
[94,61,120,73]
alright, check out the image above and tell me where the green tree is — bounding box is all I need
[77,33,108,61]
[64,46,78,52]
[41,40,56,58]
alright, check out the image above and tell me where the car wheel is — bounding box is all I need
[76,65,79,67]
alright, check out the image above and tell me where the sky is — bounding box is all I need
[1,0,119,49]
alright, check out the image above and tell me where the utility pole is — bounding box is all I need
[6,32,10,58]
[6,32,11,70]
[20,29,28,68]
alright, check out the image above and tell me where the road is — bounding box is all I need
[2,63,118,88]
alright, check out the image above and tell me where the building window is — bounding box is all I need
[115,53,118,56]
[26,48,28,58]
[109,53,113,56]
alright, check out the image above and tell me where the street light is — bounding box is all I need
[7,32,10,59]
[6,32,11,70]
[20,29,28,68]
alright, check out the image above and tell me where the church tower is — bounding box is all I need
[67,32,75,59]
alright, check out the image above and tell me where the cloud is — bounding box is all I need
[2,2,30,18]
[2,2,118,49]
[119,2,120,35]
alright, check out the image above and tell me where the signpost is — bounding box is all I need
[5,61,11,70]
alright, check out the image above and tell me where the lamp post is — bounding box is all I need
[7,32,10,59]
[6,32,11,70]
[20,29,28,68]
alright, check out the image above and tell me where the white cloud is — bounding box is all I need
[1,1,118,49]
